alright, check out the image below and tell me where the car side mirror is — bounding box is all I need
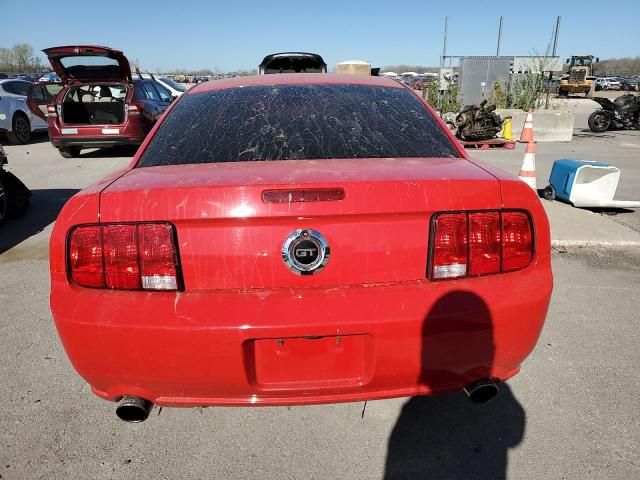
[595,58,599,63]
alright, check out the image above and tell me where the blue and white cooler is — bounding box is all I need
[545,159,640,208]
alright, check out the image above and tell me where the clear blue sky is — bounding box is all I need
[2,0,639,72]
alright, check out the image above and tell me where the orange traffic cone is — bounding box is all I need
[519,140,537,190]
[519,108,534,143]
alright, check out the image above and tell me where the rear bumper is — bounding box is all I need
[51,136,142,148]
[47,114,147,149]
[50,253,552,407]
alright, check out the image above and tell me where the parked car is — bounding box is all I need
[133,73,186,97]
[0,144,31,228]
[595,77,621,91]
[38,72,61,82]
[155,77,187,97]
[50,73,553,422]
[15,74,38,82]
[259,52,327,74]
[0,79,48,144]
[617,76,639,92]
[38,45,173,158]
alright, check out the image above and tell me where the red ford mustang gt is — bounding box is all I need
[49,74,552,422]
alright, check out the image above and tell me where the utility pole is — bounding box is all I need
[545,16,561,109]
[552,15,560,57]
[441,16,448,69]
[496,16,503,56]
[439,16,448,111]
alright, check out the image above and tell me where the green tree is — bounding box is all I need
[0,43,46,72]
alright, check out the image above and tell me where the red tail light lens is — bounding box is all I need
[501,212,533,272]
[68,226,104,287]
[469,212,501,276]
[68,223,181,291]
[431,213,468,279]
[103,225,140,289]
[430,210,533,280]
[138,224,178,290]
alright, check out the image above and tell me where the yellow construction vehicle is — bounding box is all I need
[558,55,599,97]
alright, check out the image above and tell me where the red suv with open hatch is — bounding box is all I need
[41,45,173,158]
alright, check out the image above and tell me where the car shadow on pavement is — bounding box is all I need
[0,132,51,146]
[384,291,526,480]
[0,188,79,254]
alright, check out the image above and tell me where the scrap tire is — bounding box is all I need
[2,171,31,218]
[588,111,610,133]
[543,184,556,201]
[58,146,81,158]
[6,112,32,145]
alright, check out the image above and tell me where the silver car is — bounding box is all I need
[0,79,48,144]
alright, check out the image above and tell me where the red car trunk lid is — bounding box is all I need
[99,158,501,290]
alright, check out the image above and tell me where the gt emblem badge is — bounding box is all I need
[282,229,330,275]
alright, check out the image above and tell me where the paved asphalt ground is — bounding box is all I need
[1,104,640,479]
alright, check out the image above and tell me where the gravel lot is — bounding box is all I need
[1,129,639,479]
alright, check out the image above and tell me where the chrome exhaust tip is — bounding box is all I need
[116,396,153,422]
[463,379,499,404]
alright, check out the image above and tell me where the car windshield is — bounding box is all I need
[137,84,459,167]
[159,77,187,92]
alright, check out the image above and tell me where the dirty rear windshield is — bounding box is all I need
[137,84,460,167]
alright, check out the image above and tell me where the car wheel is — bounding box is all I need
[0,175,7,228]
[588,111,610,133]
[543,184,556,201]
[58,147,81,158]
[6,113,32,145]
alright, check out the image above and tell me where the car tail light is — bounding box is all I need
[127,104,141,115]
[429,210,533,280]
[103,225,140,289]
[262,188,346,203]
[431,213,468,279]
[68,226,104,287]
[501,212,533,272]
[469,212,501,276]
[67,223,181,291]
[138,224,179,290]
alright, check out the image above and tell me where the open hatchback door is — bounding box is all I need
[43,45,132,83]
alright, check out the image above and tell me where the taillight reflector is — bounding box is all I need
[68,223,180,291]
[430,210,533,280]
